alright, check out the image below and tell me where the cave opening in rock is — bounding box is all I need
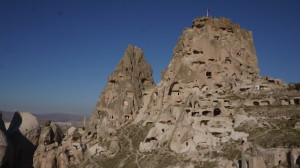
[202,111,211,116]
[225,57,231,64]
[141,78,147,83]
[168,82,179,95]
[193,50,203,54]
[253,101,259,106]
[294,99,300,105]
[213,108,221,116]
[238,160,242,168]
[200,120,209,126]
[145,137,157,143]
[206,72,212,79]
[192,112,199,117]
[215,83,223,88]
[189,102,193,108]
[109,79,116,84]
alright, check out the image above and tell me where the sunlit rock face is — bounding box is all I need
[68,17,293,168]
[163,17,259,85]
[87,44,155,138]
[135,17,285,154]
[0,16,296,168]
[87,17,286,157]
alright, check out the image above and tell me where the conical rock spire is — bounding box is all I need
[87,45,154,137]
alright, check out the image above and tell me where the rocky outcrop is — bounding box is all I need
[163,17,259,84]
[77,17,293,168]
[30,17,298,168]
[134,17,287,155]
[0,111,8,167]
[33,122,85,168]
[0,111,40,168]
[87,44,154,141]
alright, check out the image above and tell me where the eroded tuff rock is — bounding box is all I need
[0,111,40,168]
[164,17,260,84]
[87,44,154,140]
[135,17,286,154]
[33,122,86,168]
[78,17,298,168]
[32,43,157,167]
[0,111,8,166]
[31,17,299,168]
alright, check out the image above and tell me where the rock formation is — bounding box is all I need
[0,111,8,167]
[32,45,155,168]
[78,17,298,168]
[135,17,287,155]
[0,110,40,168]
[87,44,154,141]
[28,17,300,168]
[164,17,259,83]
[33,122,72,168]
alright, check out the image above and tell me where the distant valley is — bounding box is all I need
[0,110,89,124]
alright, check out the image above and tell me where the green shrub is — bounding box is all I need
[288,83,300,91]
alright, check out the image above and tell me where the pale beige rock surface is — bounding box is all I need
[87,45,155,137]
[77,17,296,168]
[30,17,299,168]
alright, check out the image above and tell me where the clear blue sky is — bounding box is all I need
[1,0,299,115]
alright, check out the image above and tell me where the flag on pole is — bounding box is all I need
[207,9,211,17]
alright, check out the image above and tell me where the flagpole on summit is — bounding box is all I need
[206,9,211,17]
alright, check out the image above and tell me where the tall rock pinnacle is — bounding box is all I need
[162,17,259,88]
[87,45,154,138]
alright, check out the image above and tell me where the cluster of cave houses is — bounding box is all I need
[135,78,299,168]
[238,76,300,106]
[239,148,300,168]
[137,76,299,149]
[83,74,299,159]
[166,77,299,115]
[96,76,299,135]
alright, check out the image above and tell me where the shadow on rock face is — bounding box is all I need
[296,155,300,166]
[1,111,36,168]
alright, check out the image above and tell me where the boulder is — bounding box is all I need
[43,120,51,127]
[88,143,106,156]
[39,126,54,145]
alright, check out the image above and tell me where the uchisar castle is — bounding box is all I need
[1,17,300,168]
